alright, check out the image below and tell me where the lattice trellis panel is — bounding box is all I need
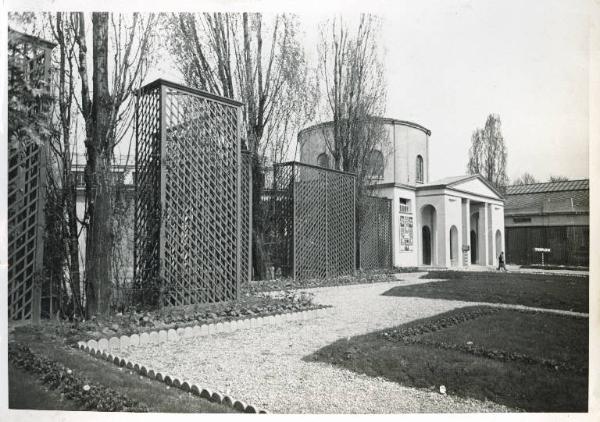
[134,84,161,305]
[325,170,356,276]
[261,164,295,278]
[294,165,328,279]
[359,196,392,270]
[8,142,46,321]
[134,80,245,307]
[262,162,356,280]
[8,29,54,322]
[240,150,252,285]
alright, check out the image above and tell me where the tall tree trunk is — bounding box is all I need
[56,12,84,316]
[85,12,113,316]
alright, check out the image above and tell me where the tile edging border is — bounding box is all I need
[76,307,331,413]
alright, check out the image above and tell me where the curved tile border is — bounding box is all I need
[80,345,267,412]
[77,307,332,413]
[77,307,331,353]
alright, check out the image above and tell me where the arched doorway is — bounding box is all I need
[420,204,436,265]
[470,230,477,264]
[495,230,502,263]
[422,226,431,265]
[450,225,459,267]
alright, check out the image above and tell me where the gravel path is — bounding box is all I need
[122,273,515,413]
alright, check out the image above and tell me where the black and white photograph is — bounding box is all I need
[2,0,599,420]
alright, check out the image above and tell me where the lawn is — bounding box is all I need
[9,327,235,413]
[306,306,588,412]
[9,364,84,411]
[383,271,588,312]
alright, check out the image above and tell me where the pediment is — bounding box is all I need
[451,177,502,200]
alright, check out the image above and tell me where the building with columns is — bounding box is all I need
[298,117,505,268]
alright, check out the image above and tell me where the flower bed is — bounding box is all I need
[247,270,401,293]
[9,344,147,412]
[71,290,323,344]
[378,306,586,374]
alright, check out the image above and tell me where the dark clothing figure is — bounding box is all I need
[497,252,507,271]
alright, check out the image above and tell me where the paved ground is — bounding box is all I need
[122,273,516,413]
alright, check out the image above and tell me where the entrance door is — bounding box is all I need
[422,226,431,265]
[470,230,477,264]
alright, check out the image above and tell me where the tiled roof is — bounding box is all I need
[505,179,588,195]
[505,188,589,215]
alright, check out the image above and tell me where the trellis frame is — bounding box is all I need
[134,79,248,307]
[262,162,356,280]
[358,196,393,270]
[7,29,55,322]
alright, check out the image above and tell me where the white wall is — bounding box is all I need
[371,186,418,267]
[491,203,505,266]
[393,124,429,186]
[443,196,463,267]
[416,195,446,266]
[298,120,430,188]
[454,178,499,198]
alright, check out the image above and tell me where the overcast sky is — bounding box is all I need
[375,0,590,182]
[10,0,592,183]
[143,0,590,183]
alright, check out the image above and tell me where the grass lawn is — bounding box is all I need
[9,328,235,413]
[306,306,588,412]
[383,271,588,312]
[9,364,84,411]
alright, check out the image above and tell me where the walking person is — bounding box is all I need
[497,251,508,271]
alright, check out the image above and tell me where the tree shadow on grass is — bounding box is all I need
[383,271,588,313]
[303,306,588,412]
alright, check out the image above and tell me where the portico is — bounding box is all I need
[414,175,505,268]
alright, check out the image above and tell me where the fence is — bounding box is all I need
[8,29,54,322]
[134,79,249,308]
[505,225,589,267]
[261,162,356,280]
[358,196,393,270]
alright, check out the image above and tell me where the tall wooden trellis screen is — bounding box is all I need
[8,29,55,322]
[358,196,393,270]
[261,162,356,280]
[134,79,249,307]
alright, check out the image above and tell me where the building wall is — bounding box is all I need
[505,213,589,228]
[491,203,506,266]
[416,194,447,266]
[298,125,334,167]
[505,225,589,266]
[298,119,430,187]
[369,186,418,267]
[442,196,463,267]
[417,187,504,268]
[392,123,429,186]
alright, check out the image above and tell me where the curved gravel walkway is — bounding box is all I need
[122,274,516,413]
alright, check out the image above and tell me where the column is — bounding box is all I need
[478,203,488,266]
[487,202,495,265]
[462,199,470,267]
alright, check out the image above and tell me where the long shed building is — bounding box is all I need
[503,179,589,267]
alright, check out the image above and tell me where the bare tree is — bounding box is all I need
[48,12,85,316]
[512,172,538,186]
[317,15,387,184]
[72,12,156,315]
[467,113,508,192]
[165,12,314,278]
